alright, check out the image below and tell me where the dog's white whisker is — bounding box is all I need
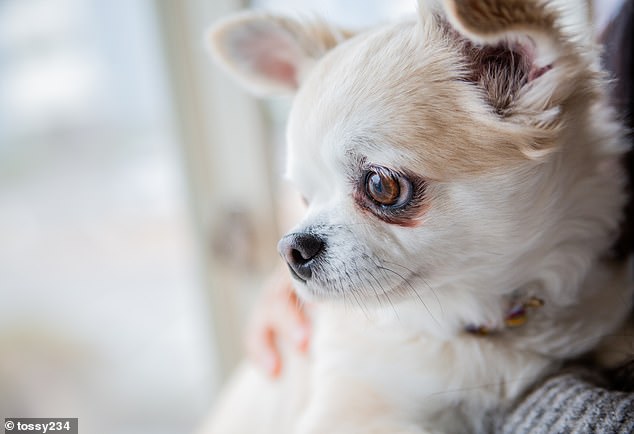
[354,264,386,311]
[343,263,373,318]
[377,264,441,328]
[419,276,444,319]
[347,284,367,318]
[375,258,445,318]
[379,279,401,321]
[424,374,539,399]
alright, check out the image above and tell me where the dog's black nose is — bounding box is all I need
[278,233,325,281]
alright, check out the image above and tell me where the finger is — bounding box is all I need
[247,325,282,377]
[282,291,311,352]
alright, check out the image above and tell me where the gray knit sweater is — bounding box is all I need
[496,363,634,433]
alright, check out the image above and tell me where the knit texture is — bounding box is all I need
[496,363,634,434]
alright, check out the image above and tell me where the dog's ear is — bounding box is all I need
[428,0,593,157]
[207,12,353,96]
[440,0,562,62]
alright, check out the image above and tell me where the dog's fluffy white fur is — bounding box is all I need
[202,1,633,433]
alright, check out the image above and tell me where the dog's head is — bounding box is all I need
[208,1,624,324]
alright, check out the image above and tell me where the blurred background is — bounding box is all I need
[0,0,605,433]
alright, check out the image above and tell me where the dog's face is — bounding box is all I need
[208,2,618,309]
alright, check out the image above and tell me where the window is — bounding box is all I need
[0,1,214,432]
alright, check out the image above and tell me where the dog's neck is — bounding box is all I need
[465,294,544,336]
[358,252,631,358]
[465,248,631,336]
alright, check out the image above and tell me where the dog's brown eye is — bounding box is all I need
[364,167,412,208]
[367,172,399,205]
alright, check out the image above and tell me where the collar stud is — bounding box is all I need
[467,296,544,335]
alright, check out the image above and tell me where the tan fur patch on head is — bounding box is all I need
[288,20,558,181]
[443,0,557,39]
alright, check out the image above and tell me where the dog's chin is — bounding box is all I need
[289,273,409,307]
[290,281,319,303]
[290,278,333,303]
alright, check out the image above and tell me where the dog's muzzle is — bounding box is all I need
[278,233,325,282]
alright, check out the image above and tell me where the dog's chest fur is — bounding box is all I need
[305,306,550,433]
[302,263,630,433]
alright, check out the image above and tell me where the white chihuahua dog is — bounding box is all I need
[204,1,632,432]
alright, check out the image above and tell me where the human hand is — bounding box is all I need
[246,266,311,377]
